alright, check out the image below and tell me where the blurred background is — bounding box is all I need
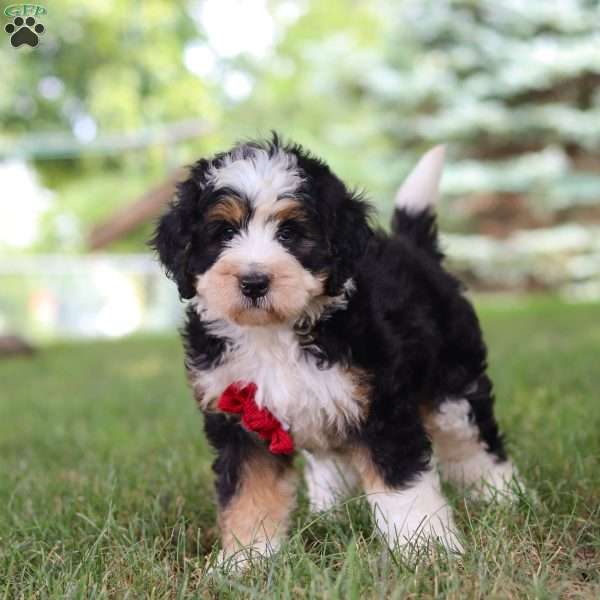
[2,0,600,345]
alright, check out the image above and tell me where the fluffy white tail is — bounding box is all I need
[394,145,446,215]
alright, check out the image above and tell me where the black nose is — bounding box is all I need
[239,272,270,299]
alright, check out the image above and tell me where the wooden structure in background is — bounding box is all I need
[88,167,187,250]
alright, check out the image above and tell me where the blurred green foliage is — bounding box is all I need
[1,1,217,134]
[1,0,599,252]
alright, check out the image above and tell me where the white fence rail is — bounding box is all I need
[0,254,182,341]
[1,232,598,342]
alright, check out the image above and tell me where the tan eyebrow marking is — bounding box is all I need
[206,197,249,225]
[266,198,308,223]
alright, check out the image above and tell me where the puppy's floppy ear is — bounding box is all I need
[151,175,200,300]
[327,191,372,296]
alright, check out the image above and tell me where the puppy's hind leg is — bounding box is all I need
[425,375,520,501]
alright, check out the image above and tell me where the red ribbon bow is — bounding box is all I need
[217,382,295,455]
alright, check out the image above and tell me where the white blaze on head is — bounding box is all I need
[226,217,283,267]
[394,145,446,215]
[207,146,303,207]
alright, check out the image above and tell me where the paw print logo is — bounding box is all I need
[5,16,45,48]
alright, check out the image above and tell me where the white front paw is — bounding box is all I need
[368,469,464,555]
[376,505,464,555]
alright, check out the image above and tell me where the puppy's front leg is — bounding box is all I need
[204,414,297,567]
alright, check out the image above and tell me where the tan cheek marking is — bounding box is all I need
[196,237,326,325]
[268,258,324,321]
[197,255,285,326]
[195,258,242,320]
[219,453,297,555]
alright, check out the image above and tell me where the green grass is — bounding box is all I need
[1,298,599,598]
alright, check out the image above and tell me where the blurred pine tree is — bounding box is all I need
[372,0,600,225]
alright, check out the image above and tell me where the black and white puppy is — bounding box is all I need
[152,135,518,562]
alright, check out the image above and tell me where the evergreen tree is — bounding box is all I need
[372,0,600,222]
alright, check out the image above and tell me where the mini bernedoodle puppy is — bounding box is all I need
[152,135,519,565]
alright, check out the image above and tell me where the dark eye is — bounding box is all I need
[277,227,295,244]
[219,226,236,242]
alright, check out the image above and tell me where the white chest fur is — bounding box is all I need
[192,321,367,450]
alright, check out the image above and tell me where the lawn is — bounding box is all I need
[1,298,599,598]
